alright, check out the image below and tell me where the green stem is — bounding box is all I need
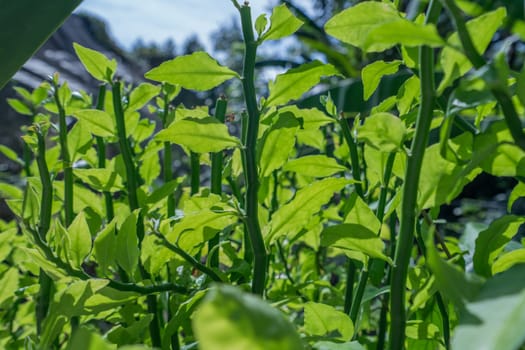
[52,82,74,226]
[435,292,450,349]
[34,128,53,335]
[95,84,114,221]
[190,152,200,195]
[338,115,363,197]
[389,2,440,349]
[440,0,525,151]
[209,97,228,268]
[238,3,267,296]
[161,90,175,216]
[343,259,356,314]
[22,143,32,177]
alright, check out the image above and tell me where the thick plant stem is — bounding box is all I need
[34,129,53,335]
[389,2,440,349]
[112,81,161,347]
[52,82,74,226]
[161,91,175,216]
[209,97,228,268]
[440,0,525,151]
[238,4,267,296]
[95,85,114,221]
[343,259,356,314]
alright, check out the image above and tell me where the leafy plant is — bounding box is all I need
[1,1,525,350]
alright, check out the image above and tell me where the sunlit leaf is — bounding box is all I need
[193,285,303,350]
[155,117,240,153]
[358,112,407,152]
[93,221,117,276]
[473,215,525,277]
[116,211,140,277]
[73,43,117,82]
[260,4,303,42]
[145,51,240,91]
[492,249,525,275]
[304,302,354,341]
[266,61,340,107]
[74,168,124,193]
[283,155,346,177]
[362,60,401,100]
[72,109,115,138]
[66,211,92,268]
[127,82,161,111]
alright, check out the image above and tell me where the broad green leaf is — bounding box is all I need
[66,211,92,268]
[7,98,32,115]
[452,265,525,350]
[116,211,140,277]
[106,314,153,345]
[508,182,525,212]
[0,268,18,306]
[283,155,346,177]
[139,151,161,187]
[127,82,161,111]
[418,134,482,209]
[358,112,407,152]
[145,51,239,91]
[438,8,506,94]
[425,236,483,306]
[93,221,117,276]
[0,145,23,165]
[74,168,124,193]
[492,249,525,275]
[473,121,525,177]
[73,43,117,82]
[72,109,115,137]
[155,117,240,153]
[473,215,525,277]
[364,20,444,52]
[258,112,300,177]
[260,4,303,42]
[324,2,400,48]
[193,285,303,350]
[66,327,114,350]
[362,60,401,100]
[145,179,182,205]
[313,341,365,350]
[266,61,340,107]
[165,210,237,253]
[280,106,334,129]
[304,302,354,341]
[397,75,420,115]
[0,0,82,89]
[67,121,92,162]
[265,178,350,243]
[321,224,392,264]
[343,192,381,233]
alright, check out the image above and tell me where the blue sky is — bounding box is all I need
[77,0,275,50]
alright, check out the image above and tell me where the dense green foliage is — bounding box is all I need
[1,1,525,349]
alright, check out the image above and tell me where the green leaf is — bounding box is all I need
[66,211,92,268]
[127,82,161,111]
[255,14,268,38]
[0,145,23,165]
[362,60,401,100]
[508,182,525,212]
[7,98,32,115]
[492,249,525,275]
[0,0,82,89]
[280,106,334,129]
[260,4,303,42]
[193,285,303,350]
[72,109,115,137]
[425,235,483,306]
[324,2,400,48]
[452,265,525,350]
[283,155,346,177]
[313,341,365,350]
[116,211,140,277]
[343,192,381,233]
[258,112,300,177]
[321,224,392,264]
[155,117,240,153]
[93,221,117,276]
[266,61,340,107]
[473,120,525,177]
[397,75,420,115]
[264,178,350,243]
[73,43,117,82]
[165,209,237,254]
[145,51,239,91]
[145,179,182,205]
[304,302,354,341]
[364,20,444,52]
[437,7,506,94]
[66,327,114,350]
[473,215,525,277]
[74,168,124,193]
[0,268,19,306]
[358,112,407,152]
